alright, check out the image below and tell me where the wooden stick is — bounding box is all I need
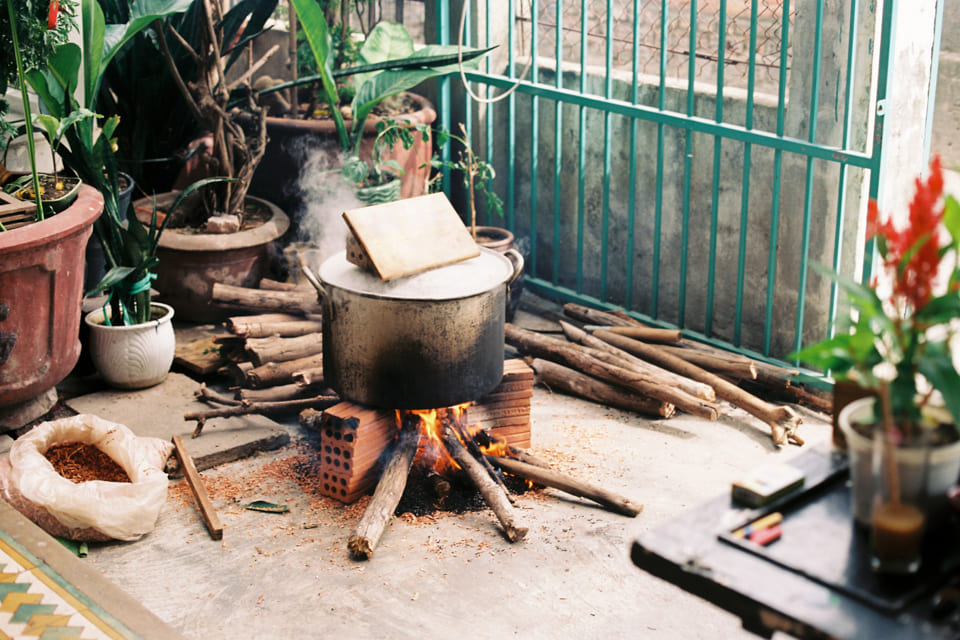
[531,358,675,418]
[258,278,299,292]
[505,324,721,420]
[562,322,715,401]
[292,366,325,387]
[225,312,304,331]
[441,422,528,542]
[348,418,422,560]
[247,354,324,387]
[245,333,323,366]
[172,435,224,540]
[238,382,328,403]
[228,318,323,338]
[449,415,515,504]
[194,383,241,406]
[593,330,803,446]
[218,361,254,386]
[562,303,637,327]
[486,454,643,517]
[585,325,682,343]
[185,395,340,437]
[212,282,320,314]
[657,344,758,380]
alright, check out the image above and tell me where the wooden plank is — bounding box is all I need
[174,335,228,375]
[341,192,480,281]
[172,435,224,540]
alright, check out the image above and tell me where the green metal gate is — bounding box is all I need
[435,0,903,366]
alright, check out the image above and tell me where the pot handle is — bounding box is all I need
[504,248,525,289]
[299,260,327,302]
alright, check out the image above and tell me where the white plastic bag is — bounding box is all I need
[1,414,173,541]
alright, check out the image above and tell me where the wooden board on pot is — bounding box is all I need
[342,192,480,281]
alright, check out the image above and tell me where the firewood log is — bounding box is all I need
[246,354,324,388]
[562,303,637,327]
[656,344,758,380]
[237,382,329,403]
[505,324,720,420]
[531,359,675,418]
[585,325,682,343]
[561,322,714,401]
[245,333,323,366]
[441,422,528,542]
[348,418,422,560]
[593,330,803,447]
[485,454,643,517]
[227,318,323,338]
[185,394,340,437]
[211,282,320,314]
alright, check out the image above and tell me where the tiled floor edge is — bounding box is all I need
[0,500,187,640]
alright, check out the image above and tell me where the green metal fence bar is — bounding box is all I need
[624,0,641,309]
[506,0,517,229]
[551,0,562,285]
[600,0,614,298]
[529,0,539,273]
[793,0,826,356]
[576,0,588,293]
[706,0,728,337]
[826,0,862,340]
[652,0,668,318]
[734,0,759,346]
[763,0,791,357]
[679,0,697,327]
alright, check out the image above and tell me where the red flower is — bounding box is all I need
[866,156,947,311]
[47,0,59,30]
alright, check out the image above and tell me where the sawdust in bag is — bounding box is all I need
[0,414,173,541]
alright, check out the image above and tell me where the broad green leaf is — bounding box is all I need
[945,195,960,246]
[917,340,960,426]
[290,0,348,150]
[33,115,59,141]
[244,501,290,513]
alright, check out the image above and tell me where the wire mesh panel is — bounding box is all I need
[440,0,894,364]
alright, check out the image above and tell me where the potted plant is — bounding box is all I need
[115,0,292,323]
[793,155,960,573]
[250,5,492,211]
[0,0,105,429]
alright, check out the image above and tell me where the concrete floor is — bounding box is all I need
[68,358,832,639]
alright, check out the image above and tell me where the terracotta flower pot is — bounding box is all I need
[0,185,104,428]
[133,194,290,323]
[249,92,436,213]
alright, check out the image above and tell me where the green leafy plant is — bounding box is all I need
[793,156,960,438]
[26,0,193,322]
[428,123,503,236]
[283,2,493,156]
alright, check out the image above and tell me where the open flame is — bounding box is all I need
[396,403,512,476]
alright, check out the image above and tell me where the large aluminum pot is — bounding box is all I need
[317,248,523,409]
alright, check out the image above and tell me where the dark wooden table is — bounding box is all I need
[631,444,960,639]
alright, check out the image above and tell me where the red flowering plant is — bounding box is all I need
[794,156,960,438]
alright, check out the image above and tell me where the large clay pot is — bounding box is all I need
[85,302,176,389]
[249,92,436,213]
[0,186,104,428]
[133,194,289,323]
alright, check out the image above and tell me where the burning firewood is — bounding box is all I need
[592,330,803,447]
[349,416,423,560]
[440,420,528,543]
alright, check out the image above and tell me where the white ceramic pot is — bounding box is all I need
[839,396,960,526]
[84,303,176,389]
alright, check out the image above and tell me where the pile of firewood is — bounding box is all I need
[506,303,831,447]
[185,300,340,436]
